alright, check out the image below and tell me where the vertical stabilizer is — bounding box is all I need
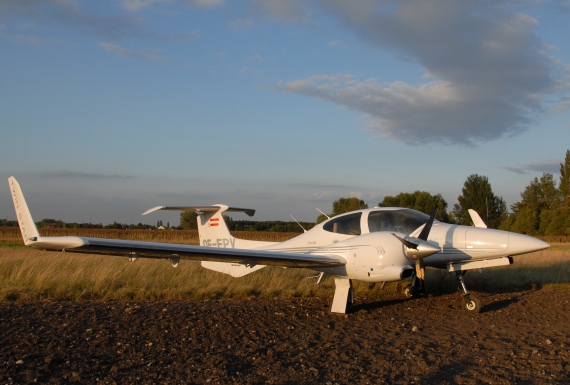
[8,177,40,246]
[142,204,273,276]
[196,204,234,247]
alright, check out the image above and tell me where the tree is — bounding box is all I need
[378,191,449,222]
[510,173,561,235]
[316,197,368,223]
[180,211,198,230]
[452,174,507,229]
[560,150,570,204]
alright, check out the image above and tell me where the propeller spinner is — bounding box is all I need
[392,207,441,260]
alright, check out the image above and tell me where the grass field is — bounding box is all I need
[1,229,569,303]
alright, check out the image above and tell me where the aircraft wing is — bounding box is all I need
[27,236,346,268]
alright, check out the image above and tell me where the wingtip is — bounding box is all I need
[142,206,165,216]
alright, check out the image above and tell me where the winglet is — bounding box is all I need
[468,209,487,228]
[8,177,40,246]
[142,206,166,216]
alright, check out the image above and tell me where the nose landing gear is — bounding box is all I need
[456,271,482,313]
[404,270,483,313]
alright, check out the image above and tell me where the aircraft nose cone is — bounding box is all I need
[508,233,550,256]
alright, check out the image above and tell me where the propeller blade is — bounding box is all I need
[392,233,441,260]
[392,233,419,249]
[417,207,438,241]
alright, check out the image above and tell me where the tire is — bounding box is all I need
[462,295,482,313]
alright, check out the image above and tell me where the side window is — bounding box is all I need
[368,211,396,232]
[323,213,362,235]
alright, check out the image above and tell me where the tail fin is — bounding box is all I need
[196,204,235,247]
[142,204,272,277]
[143,204,251,247]
[8,177,40,246]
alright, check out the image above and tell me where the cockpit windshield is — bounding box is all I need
[368,209,431,234]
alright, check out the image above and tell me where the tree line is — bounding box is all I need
[3,150,567,236]
[0,218,173,231]
[179,211,315,232]
[316,149,570,236]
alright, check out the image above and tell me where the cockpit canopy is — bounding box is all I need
[322,208,432,235]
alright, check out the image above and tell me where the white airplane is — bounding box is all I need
[8,176,549,314]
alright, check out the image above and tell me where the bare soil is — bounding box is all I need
[1,289,569,384]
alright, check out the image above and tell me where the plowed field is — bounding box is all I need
[1,289,569,384]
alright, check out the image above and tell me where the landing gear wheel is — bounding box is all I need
[462,295,482,313]
[404,284,415,298]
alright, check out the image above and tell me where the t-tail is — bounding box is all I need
[8,176,40,246]
[143,204,275,277]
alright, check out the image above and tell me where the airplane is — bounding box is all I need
[8,176,549,314]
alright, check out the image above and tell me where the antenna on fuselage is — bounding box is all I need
[316,208,330,220]
[290,215,307,233]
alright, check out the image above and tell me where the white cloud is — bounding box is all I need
[158,30,200,42]
[1,32,62,46]
[121,0,222,11]
[250,0,309,22]
[502,160,562,175]
[0,0,146,39]
[121,0,172,11]
[231,0,310,28]
[99,42,173,62]
[41,170,135,179]
[349,191,363,199]
[312,192,331,200]
[274,1,569,145]
[192,0,224,8]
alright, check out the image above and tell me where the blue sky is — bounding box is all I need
[1,0,570,225]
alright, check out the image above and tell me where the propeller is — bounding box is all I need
[392,207,440,260]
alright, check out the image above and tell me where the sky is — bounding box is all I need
[1,0,570,226]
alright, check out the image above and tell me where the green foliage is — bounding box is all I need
[560,150,570,204]
[378,191,450,222]
[224,218,315,232]
[316,197,368,224]
[452,174,507,229]
[511,173,562,235]
[0,219,18,227]
[180,211,198,230]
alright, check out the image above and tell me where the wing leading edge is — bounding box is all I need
[27,237,346,268]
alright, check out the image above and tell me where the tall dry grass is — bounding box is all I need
[0,227,298,244]
[427,248,570,294]
[0,246,569,303]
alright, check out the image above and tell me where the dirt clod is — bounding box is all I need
[1,289,569,384]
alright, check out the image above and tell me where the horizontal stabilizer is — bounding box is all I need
[201,261,266,277]
[142,205,255,217]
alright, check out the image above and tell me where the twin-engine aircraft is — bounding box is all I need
[9,177,549,314]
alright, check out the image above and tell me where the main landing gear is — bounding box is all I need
[404,260,426,298]
[456,271,482,313]
[403,274,425,298]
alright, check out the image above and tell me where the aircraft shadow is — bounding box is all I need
[349,297,410,313]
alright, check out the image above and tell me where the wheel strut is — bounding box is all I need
[455,271,482,313]
[413,260,426,294]
[456,271,469,295]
